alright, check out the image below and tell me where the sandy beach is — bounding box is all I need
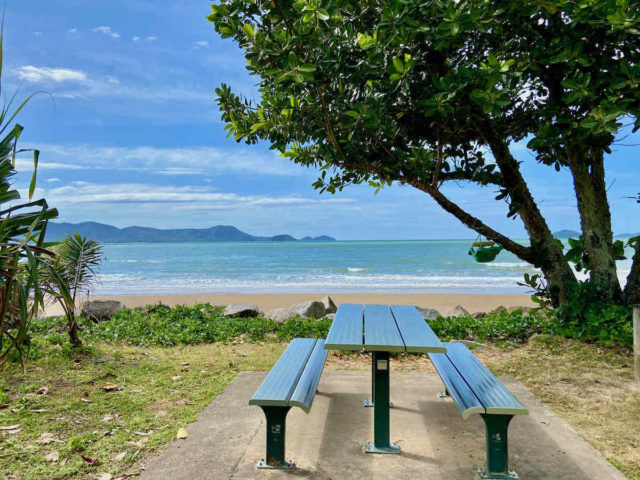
[43,292,535,317]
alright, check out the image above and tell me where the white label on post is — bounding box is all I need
[377,359,388,370]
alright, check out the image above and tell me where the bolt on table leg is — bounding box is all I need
[365,351,400,454]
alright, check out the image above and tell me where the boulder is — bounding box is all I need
[80,300,126,323]
[445,304,470,318]
[507,305,534,314]
[472,311,486,319]
[321,295,337,314]
[224,304,260,318]
[265,308,296,323]
[491,305,508,313]
[290,300,326,319]
[416,307,441,320]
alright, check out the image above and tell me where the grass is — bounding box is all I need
[1,307,638,479]
[0,340,285,480]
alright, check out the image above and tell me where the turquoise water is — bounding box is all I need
[96,240,633,296]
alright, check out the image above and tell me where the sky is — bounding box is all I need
[4,0,639,240]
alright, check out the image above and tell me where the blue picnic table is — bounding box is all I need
[324,303,446,454]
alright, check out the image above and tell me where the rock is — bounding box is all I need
[445,305,470,318]
[491,305,507,313]
[80,300,126,323]
[290,300,326,319]
[265,308,295,323]
[324,313,336,321]
[472,312,486,319]
[321,296,337,314]
[507,305,534,314]
[224,304,260,318]
[416,307,441,320]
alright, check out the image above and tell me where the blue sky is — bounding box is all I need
[4,0,639,240]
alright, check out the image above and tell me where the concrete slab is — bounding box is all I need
[140,370,625,480]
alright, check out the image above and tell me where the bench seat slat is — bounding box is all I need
[290,339,328,412]
[429,351,485,419]
[249,338,317,407]
[324,304,363,350]
[391,305,446,353]
[444,342,528,416]
[363,304,405,353]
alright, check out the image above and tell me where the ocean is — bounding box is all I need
[94,240,635,296]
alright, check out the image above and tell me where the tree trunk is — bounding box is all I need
[624,248,640,305]
[68,314,81,347]
[568,149,622,301]
[480,125,577,306]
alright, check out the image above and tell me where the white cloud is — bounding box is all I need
[194,40,210,48]
[17,144,304,177]
[132,36,140,42]
[15,66,87,83]
[68,28,78,34]
[93,26,120,39]
[44,177,61,183]
[34,31,43,36]
[146,36,158,41]
[44,182,354,209]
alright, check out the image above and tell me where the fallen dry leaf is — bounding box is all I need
[81,398,93,403]
[38,432,60,444]
[170,375,182,382]
[37,387,50,395]
[176,427,188,439]
[113,451,127,462]
[96,473,112,480]
[541,420,550,426]
[5,427,22,435]
[45,451,59,462]
[100,383,122,392]
[31,409,46,413]
[0,404,8,409]
[127,437,149,448]
[133,430,152,436]
[81,455,99,465]
[0,425,19,430]
[101,415,114,423]
[181,362,189,366]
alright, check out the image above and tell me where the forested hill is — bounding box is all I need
[46,222,336,243]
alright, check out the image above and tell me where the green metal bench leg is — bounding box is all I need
[478,414,518,479]
[365,351,400,454]
[257,406,294,470]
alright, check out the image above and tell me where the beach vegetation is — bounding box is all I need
[0,22,58,370]
[208,0,640,308]
[40,234,104,347]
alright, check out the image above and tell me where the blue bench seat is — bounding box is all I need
[429,342,528,479]
[249,338,328,469]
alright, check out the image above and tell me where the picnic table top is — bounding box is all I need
[324,304,446,354]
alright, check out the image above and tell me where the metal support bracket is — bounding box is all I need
[364,441,401,454]
[257,406,294,470]
[438,388,450,398]
[478,414,517,479]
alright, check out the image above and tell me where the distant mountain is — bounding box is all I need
[553,229,581,238]
[45,222,337,243]
[615,233,640,238]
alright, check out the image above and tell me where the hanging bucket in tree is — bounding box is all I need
[468,240,503,263]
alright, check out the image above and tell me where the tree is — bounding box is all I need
[42,234,103,346]
[0,21,58,370]
[208,0,640,306]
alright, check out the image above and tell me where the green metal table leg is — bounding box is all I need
[364,351,400,454]
[257,406,295,470]
[477,414,518,479]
